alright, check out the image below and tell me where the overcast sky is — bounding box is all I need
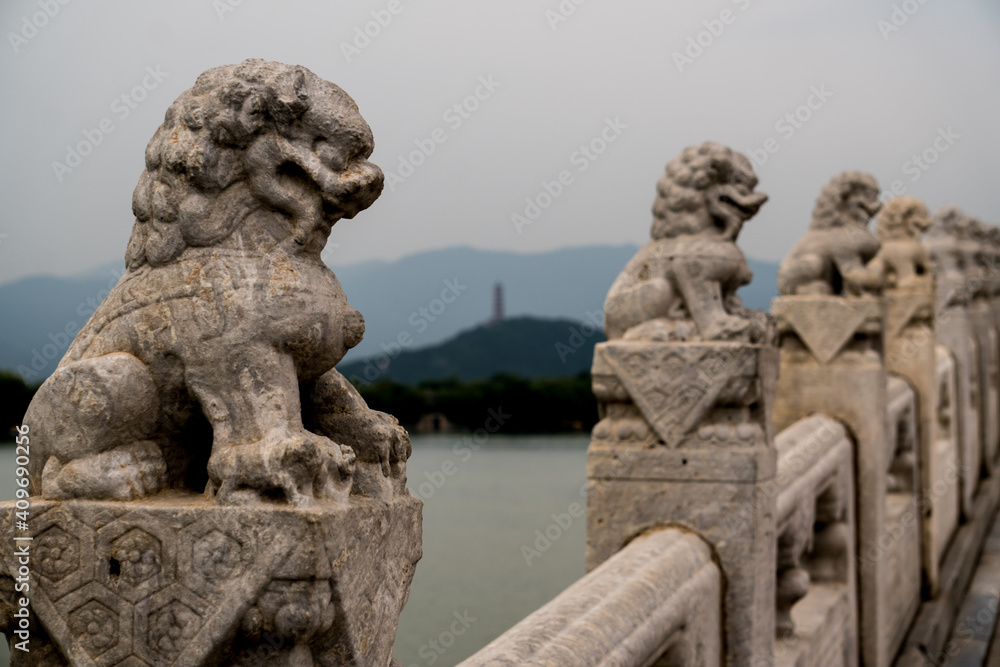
[0,0,998,285]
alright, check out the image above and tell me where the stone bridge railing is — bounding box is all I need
[459,152,1000,667]
[461,528,722,666]
[772,415,855,663]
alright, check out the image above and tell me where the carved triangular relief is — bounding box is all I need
[774,298,881,365]
[595,342,759,447]
[885,292,932,341]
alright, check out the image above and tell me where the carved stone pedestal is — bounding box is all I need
[885,288,959,595]
[0,493,421,666]
[969,297,1000,473]
[927,215,985,516]
[936,301,983,517]
[772,295,920,667]
[586,339,778,666]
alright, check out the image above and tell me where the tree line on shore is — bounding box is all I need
[0,372,35,439]
[0,371,599,440]
[356,372,598,434]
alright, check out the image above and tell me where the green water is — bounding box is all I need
[396,434,589,666]
[0,435,589,665]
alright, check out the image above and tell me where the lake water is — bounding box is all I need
[0,434,590,666]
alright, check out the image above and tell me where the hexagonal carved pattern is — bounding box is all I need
[0,492,421,666]
[193,530,242,582]
[68,600,119,658]
[111,528,163,587]
[36,525,80,583]
[148,600,202,662]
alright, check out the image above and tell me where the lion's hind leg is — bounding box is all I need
[777,252,830,296]
[25,353,168,501]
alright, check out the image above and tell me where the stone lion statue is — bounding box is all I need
[603,142,770,343]
[868,195,932,290]
[24,60,409,505]
[926,205,979,307]
[777,171,883,296]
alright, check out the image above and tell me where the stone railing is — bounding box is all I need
[929,345,961,569]
[458,528,721,667]
[459,156,1000,667]
[7,70,1000,667]
[772,415,856,665]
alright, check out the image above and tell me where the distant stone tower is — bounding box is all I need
[489,282,505,324]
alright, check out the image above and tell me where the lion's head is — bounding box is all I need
[877,195,931,242]
[810,171,881,231]
[127,59,384,270]
[651,142,768,240]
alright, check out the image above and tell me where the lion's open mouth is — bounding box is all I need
[720,195,755,215]
[719,191,768,218]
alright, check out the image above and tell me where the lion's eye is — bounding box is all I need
[315,139,347,171]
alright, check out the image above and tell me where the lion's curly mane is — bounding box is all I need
[877,195,928,241]
[651,142,757,239]
[809,171,880,230]
[127,59,378,270]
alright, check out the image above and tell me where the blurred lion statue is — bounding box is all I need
[604,141,770,343]
[778,171,884,296]
[869,195,933,290]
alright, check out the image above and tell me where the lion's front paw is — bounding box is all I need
[207,431,355,506]
[844,268,884,295]
[365,412,411,478]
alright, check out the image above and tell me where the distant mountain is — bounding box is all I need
[0,246,778,382]
[338,316,603,384]
[332,244,641,364]
[0,263,126,383]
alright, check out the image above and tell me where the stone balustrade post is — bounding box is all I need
[0,60,421,667]
[926,207,985,515]
[585,142,778,666]
[965,222,1000,474]
[770,294,920,667]
[875,196,958,596]
[774,176,924,667]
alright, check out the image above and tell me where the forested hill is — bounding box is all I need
[338,316,603,385]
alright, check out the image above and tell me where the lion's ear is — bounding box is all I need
[293,68,308,102]
[265,69,311,125]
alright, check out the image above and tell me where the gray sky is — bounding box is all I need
[1,0,998,285]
